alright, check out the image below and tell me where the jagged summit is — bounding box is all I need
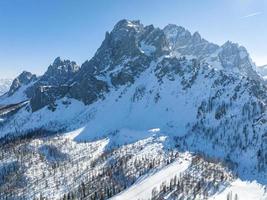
[8,71,37,96]
[113,19,143,32]
[220,40,248,54]
[163,24,190,38]
[50,56,79,72]
[60,20,261,86]
[163,23,217,49]
[162,23,259,79]
[40,57,80,86]
[53,56,62,65]
[218,41,258,79]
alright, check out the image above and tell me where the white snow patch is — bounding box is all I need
[139,42,156,56]
[148,128,160,133]
[210,179,267,200]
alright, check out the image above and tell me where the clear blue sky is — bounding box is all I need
[0,0,266,79]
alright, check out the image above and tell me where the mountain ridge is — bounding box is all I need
[4,19,263,112]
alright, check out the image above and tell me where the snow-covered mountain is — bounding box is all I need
[0,19,267,200]
[0,78,12,96]
[257,65,267,80]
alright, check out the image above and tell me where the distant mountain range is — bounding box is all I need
[0,20,267,200]
[0,78,12,96]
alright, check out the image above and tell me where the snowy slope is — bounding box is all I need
[111,158,267,200]
[3,127,264,200]
[0,128,177,199]
[110,154,192,200]
[2,126,266,200]
[1,54,267,183]
[209,180,267,200]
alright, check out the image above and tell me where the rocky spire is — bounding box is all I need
[39,57,80,86]
[8,71,37,96]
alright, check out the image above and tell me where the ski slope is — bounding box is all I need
[110,150,267,200]
[110,153,192,200]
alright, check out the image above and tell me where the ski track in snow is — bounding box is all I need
[110,154,191,200]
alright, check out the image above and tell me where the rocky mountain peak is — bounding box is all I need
[163,24,189,37]
[18,71,36,80]
[256,65,267,80]
[163,24,191,48]
[80,20,166,77]
[113,19,143,32]
[192,31,202,43]
[53,56,63,66]
[162,26,260,81]
[8,71,37,96]
[218,41,259,79]
[107,19,145,47]
[220,41,251,60]
[220,41,250,61]
[220,41,244,56]
[23,58,80,111]
[50,57,79,72]
[40,57,80,86]
[163,24,220,61]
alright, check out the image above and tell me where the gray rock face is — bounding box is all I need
[163,25,261,81]
[30,85,70,112]
[163,24,219,59]
[218,41,259,79]
[69,77,109,105]
[78,20,166,76]
[68,19,168,104]
[8,71,37,96]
